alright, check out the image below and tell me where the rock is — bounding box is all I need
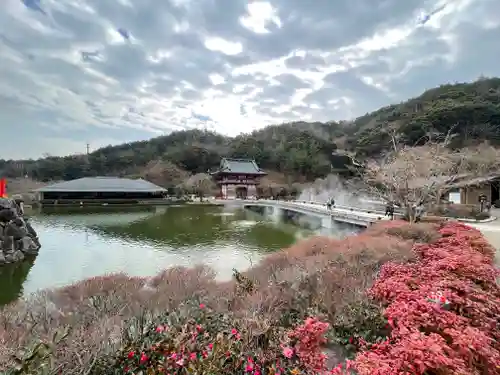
[0,197,41,267]
[0,208,16,223]
[25,220,38,239]
[5,220,28,240]
[0,198,13,210]
[20,237,39,255]
[34,237,41,249]
[12,250,24,262]
[2,236,15,254]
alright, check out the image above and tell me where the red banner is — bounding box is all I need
[0,178,6,197]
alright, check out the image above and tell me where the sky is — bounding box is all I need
[0,0,499,159]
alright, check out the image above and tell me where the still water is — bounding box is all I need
[0,204,353,306]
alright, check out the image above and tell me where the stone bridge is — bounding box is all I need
[218,199,389,228]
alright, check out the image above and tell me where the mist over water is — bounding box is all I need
[298,174,375,208]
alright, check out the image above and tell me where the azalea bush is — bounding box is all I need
[349,221,500,375]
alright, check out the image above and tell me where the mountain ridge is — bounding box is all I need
[2,77,500,186]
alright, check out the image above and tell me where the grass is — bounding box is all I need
[0,221,441,374]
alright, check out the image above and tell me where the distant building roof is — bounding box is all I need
[213,158,266,175]
[35,177,166,193]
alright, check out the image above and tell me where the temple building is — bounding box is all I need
[211,158,266,199]
[35,177,166,206]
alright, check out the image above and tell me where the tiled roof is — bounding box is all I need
[35,177,166,192]
[217,158,266,175]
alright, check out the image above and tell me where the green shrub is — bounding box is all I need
[328,299,389,359]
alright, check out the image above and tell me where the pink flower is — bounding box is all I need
[345,360,353,370]
[208,343,213,350]
[253,371,261,375]
[189,352,197,361]
[245,364,254,372]
[282,346,294,358]
[127,351,135,359]
[176,358,185,366]
[199,303,205,309]
[231,328,238,335]
[139,352,148,363]
[170,353,178,360]
[196,324,203,332]
[156,325,165,333]
[330,364,343,374]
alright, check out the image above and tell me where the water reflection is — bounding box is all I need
[5,205,302,302]
[0,258,35,306]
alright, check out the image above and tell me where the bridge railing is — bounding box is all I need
[246,199,386,224]
[282,200,392,216]
[216,197,401,219]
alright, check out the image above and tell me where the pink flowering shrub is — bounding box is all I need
[93,302,335,375]
[348,222,500,375]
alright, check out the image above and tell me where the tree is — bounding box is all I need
[142,160,189,188]
[358,135,500,222]
[184,173,216,201]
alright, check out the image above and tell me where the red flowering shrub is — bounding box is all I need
[350,222,500,375]
[288,317,329,372]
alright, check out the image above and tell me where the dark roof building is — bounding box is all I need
[36,177,166,206]
[36,177,166,193]
[211,158,267,176]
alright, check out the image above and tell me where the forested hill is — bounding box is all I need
[2,77,500,185]
[344,77,500,157]
[0,127,343,184]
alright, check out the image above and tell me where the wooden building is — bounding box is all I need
[35,177,166,206]
[449,175,500,205]
[211,158,266,199]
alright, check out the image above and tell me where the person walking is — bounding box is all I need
[415,203,424,222]
[385,201,395,220]
[328,197,335,210]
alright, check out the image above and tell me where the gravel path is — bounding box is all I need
[468,221,500,266]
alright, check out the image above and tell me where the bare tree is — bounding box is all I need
[142,160,189,188]
[184,173,216,201]
[356,132,500,222]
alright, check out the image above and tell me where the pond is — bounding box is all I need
[0,204,358,306]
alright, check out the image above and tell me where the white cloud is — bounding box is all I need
[240,2,282,34]
[0,0,499,158]
[204,37,243,55]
